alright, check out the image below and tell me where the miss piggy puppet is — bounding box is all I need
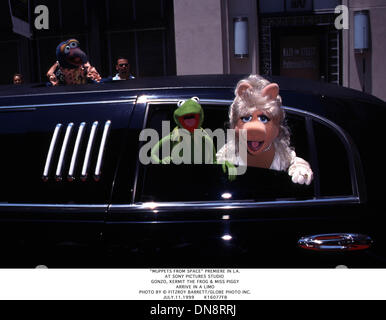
[216,74,313,185]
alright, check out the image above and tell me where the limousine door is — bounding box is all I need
[105,94,377,268]
[0,91,135,267]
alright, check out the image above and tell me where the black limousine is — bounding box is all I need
[0,75,385,268]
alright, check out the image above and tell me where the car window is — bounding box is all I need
[313,121,352,196]
[0,101,134,204]
[136,102,314,202]
[140,163,313,202]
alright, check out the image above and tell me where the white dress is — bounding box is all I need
[216,140,294,171]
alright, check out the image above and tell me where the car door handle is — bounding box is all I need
[298,233,373,251]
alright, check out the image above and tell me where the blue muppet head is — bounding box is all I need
[56,39,87,69]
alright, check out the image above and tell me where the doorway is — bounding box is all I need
[271,26,328,81]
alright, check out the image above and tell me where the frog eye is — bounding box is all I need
[177,100,185,107]
[64,46,70,54]
[69,41,78,48]
[191,97,200,103]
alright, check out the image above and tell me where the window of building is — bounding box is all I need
[0,41,19,85]
[11,0,175,83]
[104,0,175,78]
[61,0,86,32]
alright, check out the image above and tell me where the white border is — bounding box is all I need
[0,269,385,300]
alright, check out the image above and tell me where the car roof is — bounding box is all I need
[0,74,384,106]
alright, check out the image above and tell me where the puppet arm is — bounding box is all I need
[47,61,59,86]
[150,134,173,164]
[201,131,217,164]
[221,161,237,181]
[201,130,237,181]
[215,142,237,181]
[287,151,313,185]
[84,62,101,83]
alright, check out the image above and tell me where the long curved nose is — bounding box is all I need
[68,47,87,63]
[69,47,85,57]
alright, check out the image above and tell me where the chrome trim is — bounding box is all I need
[68,122,86,182]
[132,101,151,202]
[0,203,107,209]
[42,123,62,181]
[298,233,373,251]
[0,87,137,98]
[200,99,232,105]
[0,202,107,214]
[55,123,73,181]
[0,99,136,110]
[0,107,37,112]
[81,121,98,181]
[305,116,321,197]
[144,98,233,105]
[94,120,112,181]
[110,196,361,212]
[0,87,232,100]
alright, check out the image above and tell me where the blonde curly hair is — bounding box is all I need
[228,74,293,169]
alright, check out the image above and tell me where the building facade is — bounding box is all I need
[174,0,386,101]
[2,0,385,101]
[2,0,176,84]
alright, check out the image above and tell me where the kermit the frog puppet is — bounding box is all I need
[150,97,236,180]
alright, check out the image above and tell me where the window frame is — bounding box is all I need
[128,98,365,212]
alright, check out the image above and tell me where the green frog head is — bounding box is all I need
[173,97,204,133]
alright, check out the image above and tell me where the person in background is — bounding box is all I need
[13,73,24,84]
[113,57,135,80]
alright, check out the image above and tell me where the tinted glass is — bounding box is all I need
[138,103,314,202]
[313,121,352,196]
[286,112,310,163]
[0,102,134,204]
[140,164,312,202]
